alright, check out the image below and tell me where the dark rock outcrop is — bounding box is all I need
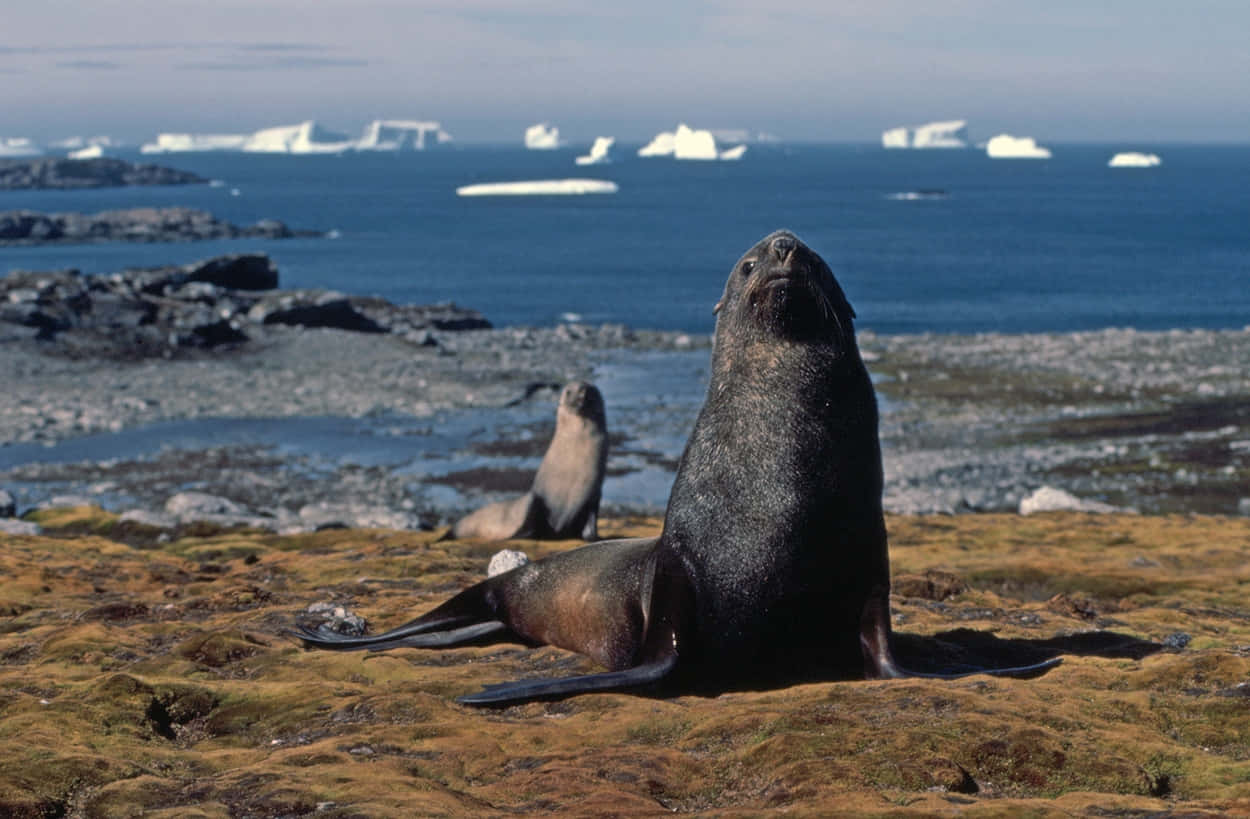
[0,157,206,190]
[0,207,319,247]
[0,254,490,358]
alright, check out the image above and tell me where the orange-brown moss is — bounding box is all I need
[3,511,1250,815]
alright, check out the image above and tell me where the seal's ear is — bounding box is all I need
[713,299,723,315]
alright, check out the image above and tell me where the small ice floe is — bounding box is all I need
[885,189,949,201]
[1019,485,1132,515]
[560,312,583,323]
[986,134,1052,159]
[326,229,342,239]
[1108,151,1161,168]
[209,179,226,188]
[230,188,241,196]
[456,179,618,196]
[488,549,530,577]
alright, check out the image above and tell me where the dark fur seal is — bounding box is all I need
[448,381,607,541]
[295,231,1059,703]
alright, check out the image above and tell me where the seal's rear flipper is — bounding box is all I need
[456,650,678,706]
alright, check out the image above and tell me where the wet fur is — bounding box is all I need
[296,231,1058,703]
[449,381,608,541]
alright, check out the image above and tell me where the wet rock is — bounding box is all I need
[184,254,278,291]
[165,491,248,520]
[249,291,385,333]
[1163,632,1192,650]
[296,502,426,532]
[0,518,41,535]
[305,602,367,636]
[487,549,530,577]
[119,509,178,529]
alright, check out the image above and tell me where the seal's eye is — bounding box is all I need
[740,260,756,276]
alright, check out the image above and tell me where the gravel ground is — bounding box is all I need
[2,323,1248,524]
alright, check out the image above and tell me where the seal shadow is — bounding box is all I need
[890,628,1163,677]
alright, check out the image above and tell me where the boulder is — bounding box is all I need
[184,254,279,291]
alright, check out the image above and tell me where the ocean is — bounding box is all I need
[3,143,1248,335]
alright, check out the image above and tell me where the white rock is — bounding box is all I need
[487,549,530,577]
[1019,485,1126,515]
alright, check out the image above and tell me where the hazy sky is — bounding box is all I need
[4,1,1249,145]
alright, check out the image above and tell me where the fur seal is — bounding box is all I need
[448,380,608,541]
[295,231,1059,703]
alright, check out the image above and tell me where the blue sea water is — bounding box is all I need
[2,143,1247,335]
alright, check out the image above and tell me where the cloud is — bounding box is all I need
[176,55,369,71]
[56,60,123,70]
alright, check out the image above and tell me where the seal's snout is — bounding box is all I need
[770,234,796,261]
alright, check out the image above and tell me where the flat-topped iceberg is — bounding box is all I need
[142,133,250,153]
[575,137,616,166]
[456,179,618,197]
[1,137,43,158]
[882,120,969,149]
[524,123,563,150]
[141,119,452,154]
[638,124,746,160]
[357,120,451,151]
[243,121,356,154]
[1108,151,1161,168]
[985,134,1052,159]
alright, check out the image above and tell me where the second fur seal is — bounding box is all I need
[296,230,1059,702]
[448,381,607,541]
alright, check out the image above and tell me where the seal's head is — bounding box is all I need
[558,381,606,426]
[714,230,855,349]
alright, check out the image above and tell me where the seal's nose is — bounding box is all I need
[771,234,796,261]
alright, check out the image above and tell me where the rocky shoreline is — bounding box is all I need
[0,207,321,247]
[1,254,1248,533]
[0,156,205,190]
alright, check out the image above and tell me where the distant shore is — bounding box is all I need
[2,306,1247,529]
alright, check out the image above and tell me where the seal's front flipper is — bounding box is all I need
[456,650,678,706]
[859,591,1062,680]
[292,619,509,652]
[292,581,505,652]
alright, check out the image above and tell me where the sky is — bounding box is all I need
[4,0,1249,146]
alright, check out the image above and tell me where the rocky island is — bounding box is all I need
[0,157,206,190]
[0,207,321,247]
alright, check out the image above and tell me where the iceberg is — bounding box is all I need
[674,124,718,160]
[141,119,452,154]
[0,137,43,158]
[524,123,563,150]
[356,119,451,151]
[985,134,1052,159]
[456,179,618,197]
[1108,151,1161,168]
[67,144,106,159]
[243,120,357,154]
[638,130,676,157]
[882,120,968,149]
[575,137,616,166]
[142,133,249,153]
[638,124,746,161]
